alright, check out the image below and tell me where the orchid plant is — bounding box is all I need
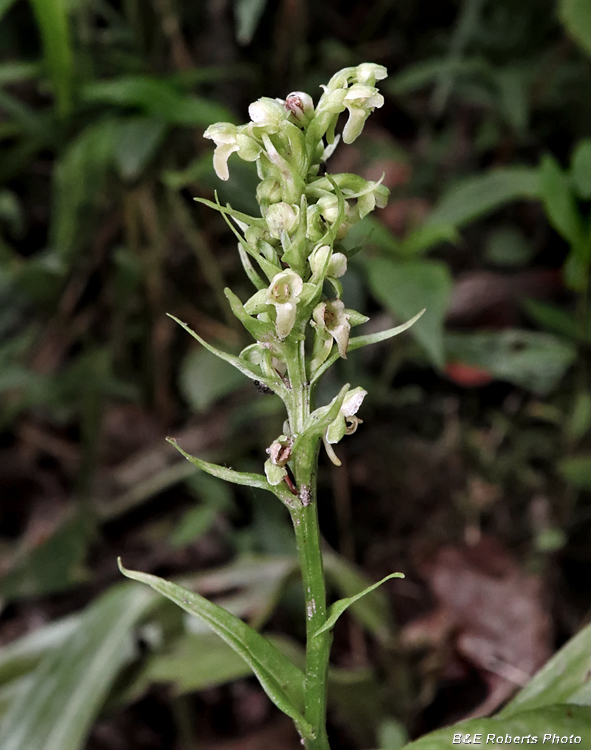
[119,64,423,749]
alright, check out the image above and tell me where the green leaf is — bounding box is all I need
[571,139,591,199]
[501,619,591,716]
[426,168,539,229]
[399,224,459,256]
[167,437,277,494]
[118,560,313,739]
[366,259,452,368]
[0,583,157,750]
[234,0,268,44]
[521,299,579,340]
[0,615,79,688]
[559,456,591,490]
[168,314,274,387]
[224,287,275,340]
[0,510,93,600]
[567,393,591,443]
[0,0,18,22]
[179,344,245,412]
[349,309,426,351]
[310,310,425,386]
[51,118,117,260]
[323,552,395,642]
[485,226,534,267]
[114,117,167,181]
[29,0,74,117]
[559,0,591,57]
[445,330,576,395]
[402,705,591,749]
[82,77,234,127]
[314,572,404,637]
[539,154,586,250]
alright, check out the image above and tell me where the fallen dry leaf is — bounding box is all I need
[401,536,552,719]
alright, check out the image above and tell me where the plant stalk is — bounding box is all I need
[288,345,332,750]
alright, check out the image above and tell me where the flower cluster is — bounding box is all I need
[200,64,390,481]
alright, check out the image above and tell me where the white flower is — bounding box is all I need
[323,387,367,466]
[342,84,384,143]
[203,123,261,180]
[312,298,351,358]
[266,269,304,339]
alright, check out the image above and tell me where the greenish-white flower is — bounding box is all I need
[323,387,367,466]
[203,122,261,181]
[249,97,289,132]
[266,269,304,339]
[342,84,384,143]
[265,202,299,239]
[312,298,351,358]
[355,63,388,86]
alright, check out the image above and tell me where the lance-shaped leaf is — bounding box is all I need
[310,309,425,385]
[402,705,591,750]
[224,288,275,340]
[0,583,157,750]
[118,561,313,740]
[169,438,270,492]
[314,572,404,637]
[237,244,266,290]
[291,384,350,455]
[167,314,273,386]
[168,439,296,508]
[194,196,265,228]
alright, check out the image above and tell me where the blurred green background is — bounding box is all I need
[1,1,591,748]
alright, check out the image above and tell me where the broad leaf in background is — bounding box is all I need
[426,167,539,229]
[114,116,167,182]
[0,509,93,600]
[81,76,234,127]
[0,583,156,750]
[559,456,591,491]
[571,139,591,199]
[118,561,313,738]
[402,705,591,749]
[125,631,298,699]
[234,0,269,45]
[445,330,576,395]
[51,118,117,260]
[500,619,591,717]
[560,0,591,57]
[28,0,74,117]
[366,258,452,368]
[179,344,246,413]
[539,154,585,249]
[0,614,79,688]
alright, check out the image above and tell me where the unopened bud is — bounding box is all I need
[284,91,314,124]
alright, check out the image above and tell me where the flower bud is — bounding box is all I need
[265,202,299,239]
[284,91,315,124]
[249,97,289,132]
[257,178,283,208]
[327,252,347,278]
[309,244,331,280]
[317,193,340,224]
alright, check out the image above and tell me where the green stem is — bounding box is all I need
[288,344,332,750]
